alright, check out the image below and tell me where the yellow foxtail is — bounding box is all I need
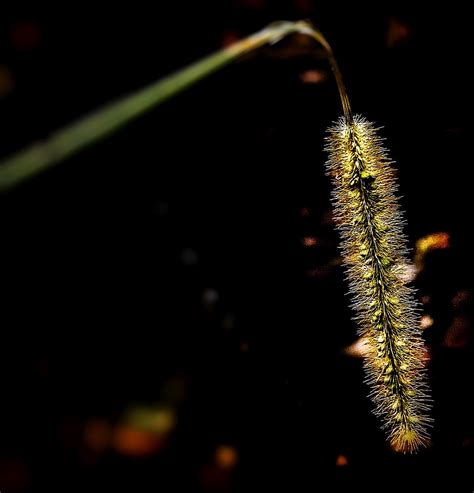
[325,116,432,453]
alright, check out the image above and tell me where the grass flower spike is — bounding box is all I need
[325,116,432,452]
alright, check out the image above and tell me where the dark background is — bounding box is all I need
[0,2,472,492]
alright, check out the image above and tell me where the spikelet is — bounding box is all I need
[325,115,432,453]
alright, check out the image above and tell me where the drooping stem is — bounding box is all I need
[294,21,352,122]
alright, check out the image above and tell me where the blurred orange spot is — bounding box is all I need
[300,69,326,84]
[303,236,318,247]
[10,20,41,52]
[215,445,239,470]
[336,454,348,466]
[300,207,310,217]
[83,419,111,453]
[113,425,163,457]
[344,336,370,358]
[415,232,450,270]
[420,315,434,330]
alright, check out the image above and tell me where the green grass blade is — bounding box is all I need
[0,21,299,192]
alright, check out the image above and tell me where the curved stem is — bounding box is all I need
[295,21,353,123]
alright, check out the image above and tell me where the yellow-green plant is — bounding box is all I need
[326,115,431,452]
[302,22,432,452]
[0,20,431,452]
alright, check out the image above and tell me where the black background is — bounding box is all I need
[1,2,473,492]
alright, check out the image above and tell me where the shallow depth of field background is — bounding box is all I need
[0,2,472,492]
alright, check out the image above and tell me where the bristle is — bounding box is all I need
[325,115,432,453]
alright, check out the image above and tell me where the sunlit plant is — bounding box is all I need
[326,115,431,452]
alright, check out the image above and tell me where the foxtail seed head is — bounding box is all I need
[326,116,432,453]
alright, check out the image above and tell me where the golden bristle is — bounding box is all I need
[326,115,432,453]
